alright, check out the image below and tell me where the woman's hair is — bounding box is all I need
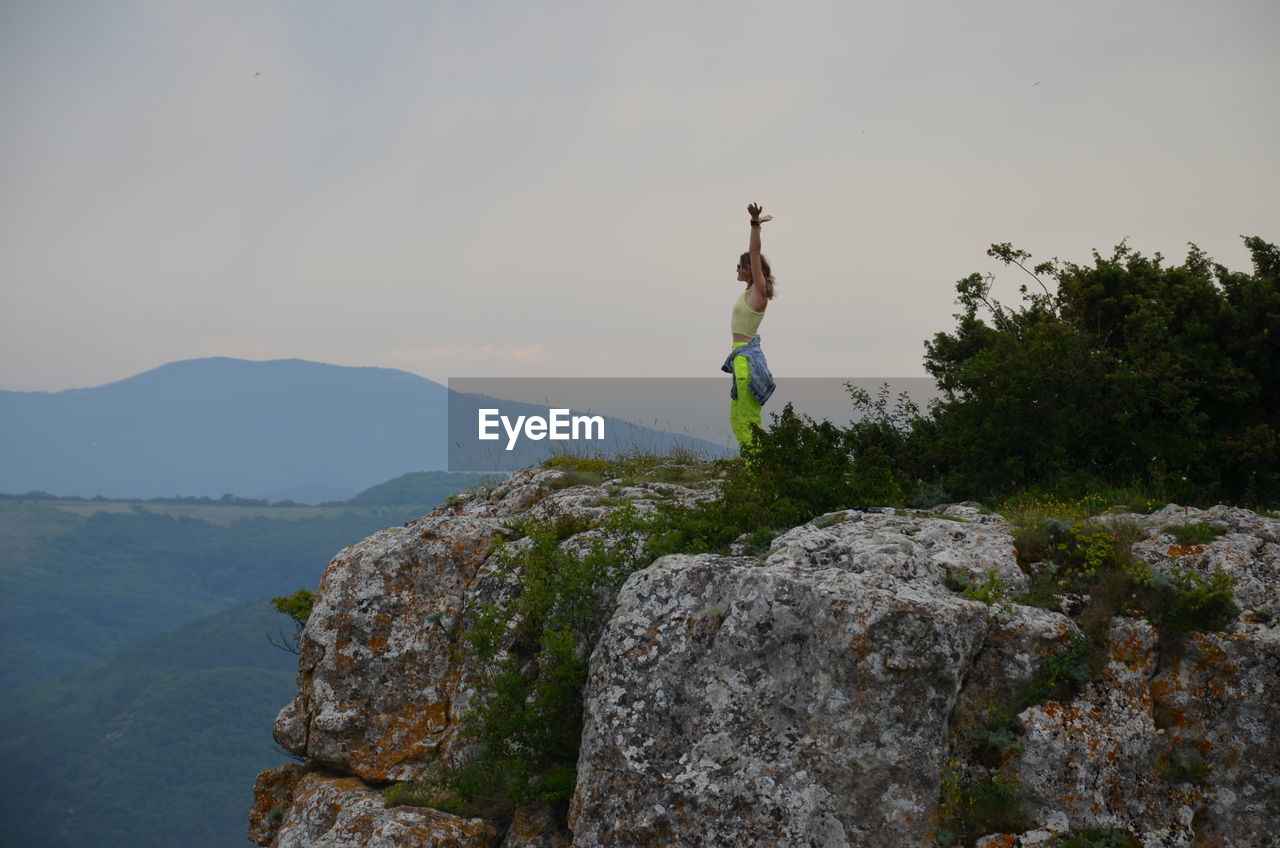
[740,252,777,299]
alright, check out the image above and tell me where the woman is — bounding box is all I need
[722,202,777,451]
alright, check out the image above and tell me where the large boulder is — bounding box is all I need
[569,508,1051,847]
[273,512,516,782]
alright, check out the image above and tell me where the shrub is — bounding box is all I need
[270,589,315,627]
[1149,568,1237,638]
[1160,744,1208,784]
[1163,521,1224,545]
[1061,827,1142,848]
[935,767,1034,847]
[923,237,1280,505]
[269,589,316,654]
[945,567,1007,605]
[454,507,647,812]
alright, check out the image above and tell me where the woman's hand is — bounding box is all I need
[748,203,773,224]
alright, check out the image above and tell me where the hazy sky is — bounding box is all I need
[2,0,1277,392]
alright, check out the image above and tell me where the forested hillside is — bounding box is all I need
[0,501,416,691]
[0,603,297,848]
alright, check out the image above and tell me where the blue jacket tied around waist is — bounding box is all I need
[722,335,776,405]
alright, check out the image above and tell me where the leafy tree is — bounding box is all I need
[922,237,1279,503]
[269,589,315,654]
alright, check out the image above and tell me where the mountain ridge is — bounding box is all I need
[1,357,730,500]
[0,357,450,499]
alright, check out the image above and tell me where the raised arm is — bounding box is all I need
[745,202,773,309]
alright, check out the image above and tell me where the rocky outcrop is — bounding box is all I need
[568,508,1081,847]
[250,469,1279,848]
[270,770,498,847]
[271,512,514,782]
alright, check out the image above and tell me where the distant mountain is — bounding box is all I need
[341,470,502,506]
[0,357,731,500]
[0,358,446,499]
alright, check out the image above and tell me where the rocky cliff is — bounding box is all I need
[249,462,1278,847]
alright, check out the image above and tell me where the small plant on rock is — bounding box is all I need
[1163,521,1224,545]
[454,507,648,814]
[1061,827,1142,848]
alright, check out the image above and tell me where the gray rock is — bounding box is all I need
[765,509,1029,597]
[271,772,497,848]
[1009,617,1195,845]
[570,552,992,846]
[1006,615,1280,848]
[273,514,518,781]
[1127,504,1280,614]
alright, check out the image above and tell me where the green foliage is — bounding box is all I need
[946,567,1007,605]
[1160,744,1208,784]
[1010,504,1237,666]
[923,237,1280,504]
[1061,827,1143,848]
[271,589,314,629]
[270,589,316,653]
[388,751,580,826]
[1150,568,1237,638]
[935,767,1034,847]
[1163,521,1224,545]
[455,508,647,811]
[542,451,727,490]
[1024,632,1099,706]
[737,405,866,525]
[642,398,929,562]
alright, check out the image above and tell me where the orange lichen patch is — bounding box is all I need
[341,698,454,780]
[247,764,306,846]
[1167,544,1205,557]
[334,644,357,674]
[1194,637,1230,668]
[1110,631,1151,666]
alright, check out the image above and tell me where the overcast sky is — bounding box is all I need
[2,0,1277,392]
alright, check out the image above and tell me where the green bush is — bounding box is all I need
[1160,744,1208,784]
[452,507,648,812]
[922,237,1279,505]
[1162,521,1224,545]
[1149,568,1237,638]
[1061,827,1142,848]
[935,768,1034,847]
[1011,505,1238,665]
[269,589,316,653]
[270,589,314,628]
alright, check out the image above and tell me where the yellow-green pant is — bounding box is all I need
[730,344,762,451]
